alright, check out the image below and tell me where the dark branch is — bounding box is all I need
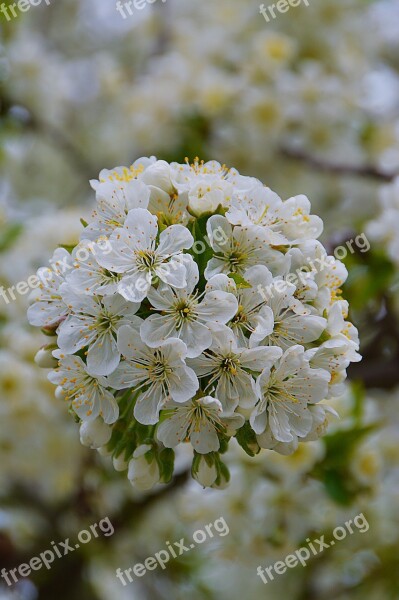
[281,146,397,182]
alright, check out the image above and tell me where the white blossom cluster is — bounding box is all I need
[366,177,399,267]
[28,158,361,489]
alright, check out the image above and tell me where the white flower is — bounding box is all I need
[256,404,338,452]
[189,325,282,413]
[89,157,156,191]
[58,286,141,376]
[106,325,199,425]
[326,300,360,350]
[79,417,112,449]
[128,444,161,490]
[251,276,327,350]
[48,355,118,424]
[95,208,194,302]
[226,184,288,244]
[170,159,259,196]
[66,240,121,296]
[250,345,330,443]
[188,179,233,217]
[148,186,190,225]
[305,336,361,397]
[170,159,231,192]
[302,404,339,442]
[140,257,238,357]
[157,396,244,454]
[227,188,323,243]
[84,178,151,241]
[140,159,174,194]
[204,215,286,280]
[366,177,399,266]
[27,248,72,328]
[206,265,281,347]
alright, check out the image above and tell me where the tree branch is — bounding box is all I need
[281,146,397,182]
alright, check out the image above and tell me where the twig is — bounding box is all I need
[281,146,397,182]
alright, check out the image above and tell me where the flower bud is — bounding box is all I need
[55,386,67,401]
[34,346,58,368]
[211,471,229,490]
[188,184,224,217]
[97,445,112,457]
[113,454,129,472]
[79,418,112,449]
[141,161,174,194]
[192,454,218,488]
[128,444,161,490]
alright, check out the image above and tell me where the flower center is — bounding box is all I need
[220,355,240,375]
[95,309,121,332]
[136,249,158,270]
[231,304,247,325]
[227,248,247,271]
[148,355,172,382]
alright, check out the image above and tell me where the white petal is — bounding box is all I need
[206,215,232,252]
[123,208,158,247]
[117,324,147,359]
[106,361,146,389]
[157,224,193,255]
[140,314,178,347]
[118,272,151,302]
[168,365,199,403]
[269,403,294,443]
[190,423,220,454]
[179,321,212,358]
[57,317,96,354]
[86,333,120,376]
[197,291,238,324]
[204,257,228,280]
[134,386,165,425]
[156,411,189,448]
[240,346,282,371]
[99,389,119,424]
[155,258,187,289]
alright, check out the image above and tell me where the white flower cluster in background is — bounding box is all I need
[3,0,399,229]
[28,158,361,489]
[366,177,399,267]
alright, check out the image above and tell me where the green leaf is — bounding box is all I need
[188,216,214,291]
[159,448,175,484]
[0,223,23,252]
[323,470,353,505]
[322,424,378,468]
[228,273,252,289]
[58,243,76,254]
